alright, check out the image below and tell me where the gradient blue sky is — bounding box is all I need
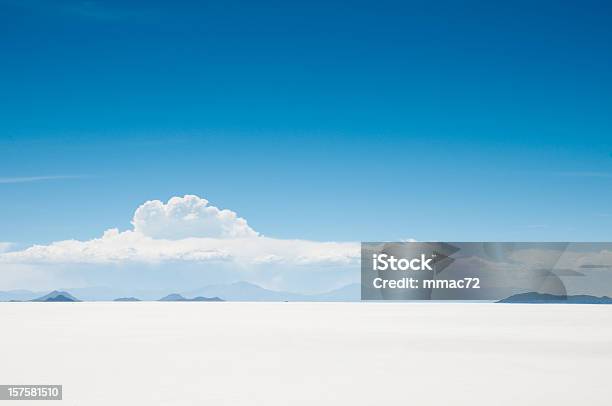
[1,0,611,246]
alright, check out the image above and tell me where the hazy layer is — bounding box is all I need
[1,303,610,405]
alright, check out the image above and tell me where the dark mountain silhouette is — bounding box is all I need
[32,290,80,302]
[114,297,141,302]
[159,293,187,301]
[45,295,76,302]
[191,296,223,302]
[159,293,223,302]
[499,292,612,304]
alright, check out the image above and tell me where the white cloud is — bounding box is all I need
[0,195,359,267]
[132,195,258,239]
[0,242,13,253]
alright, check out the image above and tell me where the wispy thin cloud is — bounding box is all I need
[0,175,85,184]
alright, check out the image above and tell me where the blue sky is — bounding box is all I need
[1,0,611,248]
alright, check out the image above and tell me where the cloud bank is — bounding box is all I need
[0,195,359,267]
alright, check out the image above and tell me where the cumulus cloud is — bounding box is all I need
[132,195,258,239]
[0,195,359,267]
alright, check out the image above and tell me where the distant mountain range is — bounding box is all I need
[10,287,611,304]
[182,281,360,302]
[0,281,361,302]
[0,289,41,302]
[183,281,302,301]
[499,292,612,304]
[159,293,223,302]
[308,283,360,301]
